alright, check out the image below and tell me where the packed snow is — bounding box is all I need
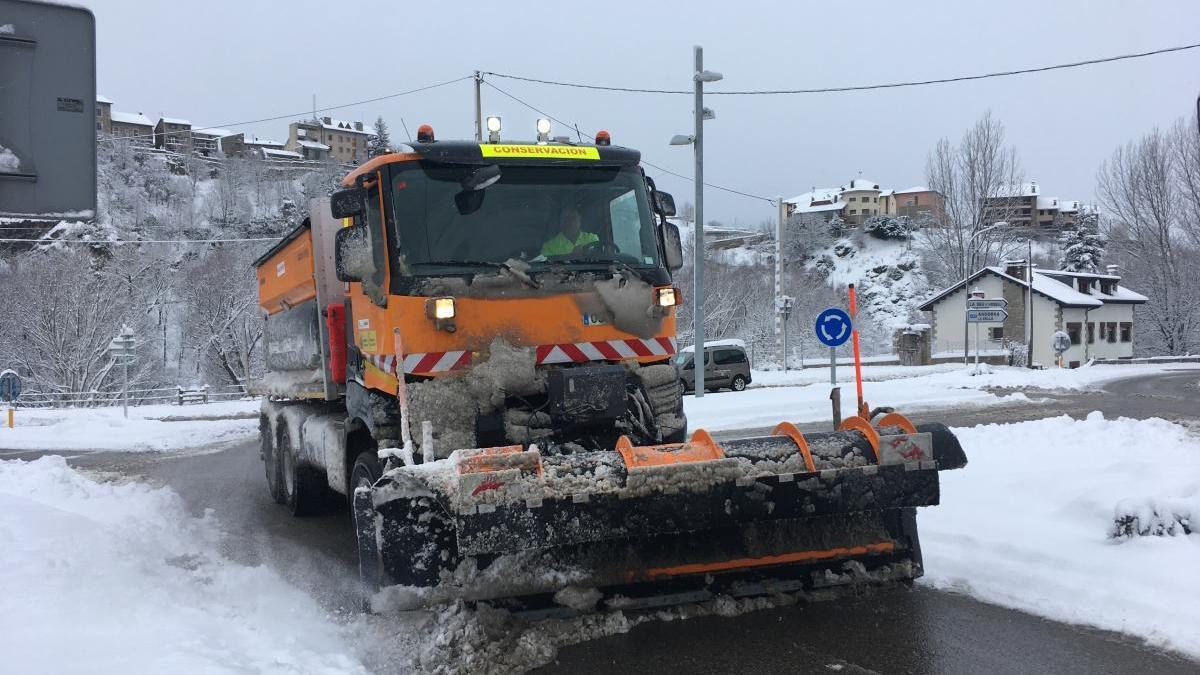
[0,399,260,452]
[921,413,1200,658]
[685,362,1200,432]
[0,456,369,674]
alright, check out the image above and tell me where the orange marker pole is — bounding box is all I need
[847,283,866,418]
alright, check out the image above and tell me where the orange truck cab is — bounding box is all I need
[254,132,688,505]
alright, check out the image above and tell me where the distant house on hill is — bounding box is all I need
[785,177,944,227]
[918,261,1147,367]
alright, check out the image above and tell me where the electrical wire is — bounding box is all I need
[106,75,473,145]
[0,237,278,244]
[482,81,774,203]
[483,41,1200,95]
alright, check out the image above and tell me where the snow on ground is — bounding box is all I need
[921,413,1200,658]
[0,456,368,674]
[686,363,1200,432]
[0,399,260,452]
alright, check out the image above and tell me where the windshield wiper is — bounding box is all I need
[417,260,540,288]
[554,258,647,283]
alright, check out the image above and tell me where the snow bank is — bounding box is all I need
[0,399,260,452]
[0,456,368,674]
[687,363,1200,432]
[921,413,1200,658]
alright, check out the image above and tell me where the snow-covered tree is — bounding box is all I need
[863,214,914,240]
[367,116,392,158]
[826,215,847,238]
[1058,224,1106,273]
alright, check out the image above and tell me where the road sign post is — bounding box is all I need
[1052,330,1072,368]
[965,297,1008,374]
[0,368,21,429]
[815,307,852,429]
[776,295,794,371]
[108,325,136,419]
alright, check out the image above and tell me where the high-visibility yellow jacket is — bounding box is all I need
[540,231,599,257]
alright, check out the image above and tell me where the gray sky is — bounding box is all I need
[82,0,1200,225]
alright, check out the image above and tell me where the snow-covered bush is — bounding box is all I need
[863,215,914,240]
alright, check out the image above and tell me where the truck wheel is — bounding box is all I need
[262,415,284,504]
[279,425,320,517]
[731,375,748,392]
[351,451,382,493]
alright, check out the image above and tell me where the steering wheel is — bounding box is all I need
[577,240,621,258]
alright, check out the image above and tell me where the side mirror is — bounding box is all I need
[334,225,373,282]
[654,191,677,217]
[663,221,684,272]
[330,187,366,219]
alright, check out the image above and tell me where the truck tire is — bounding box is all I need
[278,424,321,517]
[262,414,284,504]
[351,451,382,493]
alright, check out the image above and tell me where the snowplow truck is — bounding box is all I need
[254,128,967,610]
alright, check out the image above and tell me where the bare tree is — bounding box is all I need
[1098,122,1200,355]
[920,111,1025,286]
[179,248,263,386]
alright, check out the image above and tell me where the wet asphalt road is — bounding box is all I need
[9,368,1199,673]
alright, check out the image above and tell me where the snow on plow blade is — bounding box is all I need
[355,417,967,608]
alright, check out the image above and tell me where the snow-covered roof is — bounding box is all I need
[993,182,1039,198]
[110,111,153,127]
[244,136,284,148]
[261,148,303,159]
[842,178,880,191]
[681,338,746,353]
[1036,196,1059,210]
[784,187,845,214]
[193,127,235,138]
[1092,285,1148,303]
[158,117,191,126]
[879,189,895,197]
[1058,200,1081,213]
[96,94,113,104]
[1024,269,1102,306]
[895,185,930,194]
[297,140,330,150]
[1039,270,1119,281]
[320,118,369,135]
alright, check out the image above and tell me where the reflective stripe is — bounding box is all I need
[368,338,675,376]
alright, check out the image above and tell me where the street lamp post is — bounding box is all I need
[670,45,722,398]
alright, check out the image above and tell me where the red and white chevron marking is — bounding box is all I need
[363,337,676,375]
[535,337,677,364]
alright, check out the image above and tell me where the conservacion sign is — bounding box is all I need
[479,144,600,160]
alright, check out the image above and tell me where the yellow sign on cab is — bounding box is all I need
[479,144,600,160]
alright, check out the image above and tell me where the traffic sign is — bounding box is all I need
[815,308,853,347]
[0,369,21,402]
[967,298,1008,311]
[1052,331,1072,355]
[967,309,1008,323]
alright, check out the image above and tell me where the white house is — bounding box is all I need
[918,262,1147,367]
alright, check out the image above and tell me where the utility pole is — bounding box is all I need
[473,71,483,142]
[775,195,785,367]
[669,46,721,397]
[1026,238,1034,368]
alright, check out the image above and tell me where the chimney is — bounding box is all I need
[1106,264,1120,276]
[1003,259,1028,279]
[354,121,364,131]
[321,116,331,125]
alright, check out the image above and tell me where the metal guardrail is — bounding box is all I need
[10,384,251,409]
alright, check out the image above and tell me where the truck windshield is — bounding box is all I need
[388,163,661,274]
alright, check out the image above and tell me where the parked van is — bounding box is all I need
[675,339,752,393]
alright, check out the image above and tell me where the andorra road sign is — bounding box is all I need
[967,309,1008,323]
[967,298,1008,311]
[815,307,853,347]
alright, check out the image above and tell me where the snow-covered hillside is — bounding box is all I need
[807,234,930,335]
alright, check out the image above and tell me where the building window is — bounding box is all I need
[1106,322,1118,343]
[1087,322,1095,344]
[1119,322,1132,343]
[849,209,857,215]
[848,197,856,202]
[988,327,1004,341]
[1066,322,1082,345]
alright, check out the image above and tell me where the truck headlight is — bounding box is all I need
[656,287,680,307]
[431,297,456,319]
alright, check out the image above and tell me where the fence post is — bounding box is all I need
[202,385,209,404]
[177,386,184,406]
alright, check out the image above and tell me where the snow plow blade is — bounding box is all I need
[355,418,966,609]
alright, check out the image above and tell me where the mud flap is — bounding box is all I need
[353,486,383,597]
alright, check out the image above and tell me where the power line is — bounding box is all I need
[484,41,1200,95]
[0,237,278,244]
[481,81,773,203]
[107,75,474,145]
